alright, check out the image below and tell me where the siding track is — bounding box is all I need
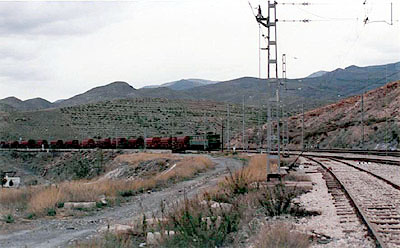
[306,156,400,248]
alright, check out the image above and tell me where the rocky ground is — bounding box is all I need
[0,156,243,248]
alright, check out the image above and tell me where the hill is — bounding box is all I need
[55,81,137,107]
[142,79,217,90]
[286,80,400,149]
[307,70,328,78]
[0,97,52,111]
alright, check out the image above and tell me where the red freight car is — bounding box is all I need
[19,140,36,149]
[50,140,64,149]
[111,138,128,149]
[64,140,80,149]
[8,141,19,148]
[159,137,173,149]
[96,138,111,149]
[81,139,96,148]
[145,137,161,149]
[36,140,49,149]
[174,136,190,151]
[128,137,144,149]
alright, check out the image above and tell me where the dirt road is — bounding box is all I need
[0,156,243,248]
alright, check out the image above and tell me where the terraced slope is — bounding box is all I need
[0,98,264,142]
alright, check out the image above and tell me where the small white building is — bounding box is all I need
[2,175,21,188]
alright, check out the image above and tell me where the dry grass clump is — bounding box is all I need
[115,153,178,167]
[255,223,310,248]
[74,232,134,248]
[220,155,277,193]
[244,155,278,182]
[0,155,214,217]
[0,187,36,212]
[157,156,214,181]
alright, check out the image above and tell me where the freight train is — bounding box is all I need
[0,133,221,152]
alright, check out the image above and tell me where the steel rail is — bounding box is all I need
[327,157,400,190]
[304,155,387,248]
[304,154,400,166]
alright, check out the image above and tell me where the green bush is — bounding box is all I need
[258,184,299,217]
[47,208,56,216]
[119,190,136,197]
[3,214,14,223]
[163,199,240,248]
[224,168,250,195]
[26,213,36,219]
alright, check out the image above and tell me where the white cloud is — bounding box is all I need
[0,0,398,101]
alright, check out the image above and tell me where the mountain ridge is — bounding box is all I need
[1,61,399,111]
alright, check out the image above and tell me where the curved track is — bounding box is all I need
[306,156,400,248]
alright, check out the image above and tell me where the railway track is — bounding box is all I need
[306,149,400,158]
[306,156,400,248]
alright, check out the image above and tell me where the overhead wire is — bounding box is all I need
[293,5,359,22]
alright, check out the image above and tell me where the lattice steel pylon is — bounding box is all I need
[256,1,280,178]
[256,1,279,79]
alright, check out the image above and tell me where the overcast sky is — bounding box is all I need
[0,0,399,102]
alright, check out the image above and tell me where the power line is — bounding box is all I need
[364,2,396,25]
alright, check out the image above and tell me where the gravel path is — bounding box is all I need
[0,156,243,248]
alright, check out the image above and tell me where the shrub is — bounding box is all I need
[75,232,134,248]
[255,223,310,248]
[164,198,240,247]
[119,190,136,197]
[47,208,56,216]
[26,213,36,219]
[258,184,299,217]
[3,214,14,223]
[223,168,251,195]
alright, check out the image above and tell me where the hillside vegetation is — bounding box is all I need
[0,98,264,142]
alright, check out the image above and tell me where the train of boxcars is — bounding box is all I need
[0,133,221,152]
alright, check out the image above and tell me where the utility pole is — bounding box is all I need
[144,127,147,151]
[221,121,224,152]
[361,93,365,149]
[302,103,305,151]
[281,54,287,154]
[276,87,281,173]
[242,96,245,151]
[204,112,207,151]
[267,102,271,175]
[257,106,262,150]
[227,104,230,151]
[385,64,389,157]
[281,105,286,154]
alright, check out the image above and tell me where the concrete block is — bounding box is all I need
[64,202,97,209]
